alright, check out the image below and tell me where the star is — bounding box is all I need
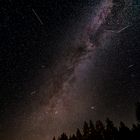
[91,106,96,110]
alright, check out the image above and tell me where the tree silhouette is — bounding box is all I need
[105,118,118,140]
[89,120,95,140]
[76,128,82,140]
[119,121,131,140]
[83,121,89,140]
[59,133,68,140]
[136,102,140,123]
[71,134,77,140]
[83,121,89,137]
[95,120,105,140]
[54,112,140,140]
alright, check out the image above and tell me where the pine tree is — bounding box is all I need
[95,120,105,140]
[76,128,82,139]
[53,136,56,140]
[89,120,95,140]
[59,133,68,140]
[83,121,89,137]
[136,102,140,123]
[72,134,77,140]
[89,120,95,133]
[119,121,131,140]
[105,118,118,140]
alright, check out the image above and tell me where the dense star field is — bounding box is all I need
[0,0,140,140]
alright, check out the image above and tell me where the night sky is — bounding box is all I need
[0,0,140,140]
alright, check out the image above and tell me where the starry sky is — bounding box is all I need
[0,0,140,140]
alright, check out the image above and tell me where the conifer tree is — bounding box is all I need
[83,121,89,136]
[76,128,82,139]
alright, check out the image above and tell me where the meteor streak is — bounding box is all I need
[32,8,44,25]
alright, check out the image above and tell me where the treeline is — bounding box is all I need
[54,119,140,140]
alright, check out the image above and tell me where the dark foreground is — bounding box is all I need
[54,119,140,140]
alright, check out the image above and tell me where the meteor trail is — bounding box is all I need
[105,25,131,34]
[117,25,131,33]
[32,8,44,25]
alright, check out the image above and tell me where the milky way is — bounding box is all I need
[12,0,139,140]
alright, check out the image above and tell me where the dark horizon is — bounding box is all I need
[54,118,140,140]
